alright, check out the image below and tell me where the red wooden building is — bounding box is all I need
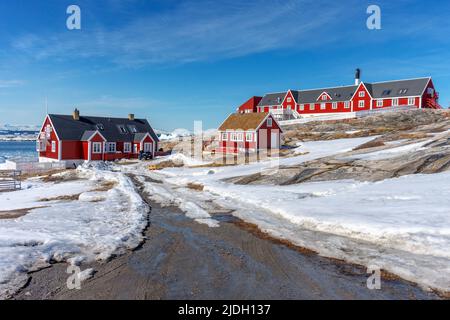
[237,96,262,114]
[238,71,441,119]
[217,113,282,154]
[37,109,159,167]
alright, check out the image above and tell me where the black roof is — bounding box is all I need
[257,78,431,105]
[48,114,159,142]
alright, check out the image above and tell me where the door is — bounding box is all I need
[270,132,279,149]
[133,144,139,154]
[144,143,153,153]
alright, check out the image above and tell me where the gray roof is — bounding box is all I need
[368,78,430,99]
[258,92,287,107]
[257,78,431,105]
[48,114,159,142]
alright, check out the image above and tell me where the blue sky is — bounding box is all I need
[0,0,449,130]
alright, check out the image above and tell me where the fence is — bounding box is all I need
[0,170,21,191]
[279,112,356,126]
[2,160,67,173]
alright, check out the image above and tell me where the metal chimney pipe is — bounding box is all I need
[73,108,80,120]
[355,68,361,85]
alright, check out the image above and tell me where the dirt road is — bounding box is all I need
[14,176,438,300]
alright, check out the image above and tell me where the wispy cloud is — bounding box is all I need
[9,0,350,67]
[0,80,25,88]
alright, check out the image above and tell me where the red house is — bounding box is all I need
[37,109,159,167]
[217,113,282,154]
[254,70,442,119]
[237,96,262,113]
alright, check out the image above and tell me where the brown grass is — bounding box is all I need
[40,171,80,183]
[396,132,431,140]
[0,207,48,219]
[39,194,81,202]
[94,180,117,192]
[20,169,69,181]
[186,183,204,191]
[353,140,386,151]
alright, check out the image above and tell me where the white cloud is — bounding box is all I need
[9,0,348,66]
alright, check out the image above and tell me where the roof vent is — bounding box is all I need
[128,113,135,121]
[355,68,361,85]
[73,108,80,121]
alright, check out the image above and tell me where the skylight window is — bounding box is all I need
[398,88,408,94]
[128,125,138,133]
[96,124,104,130]
[117,125,128,134]
[382,89,392,96]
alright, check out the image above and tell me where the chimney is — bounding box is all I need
[355,68,361,85]
[128,113,135,121]
[73,108,80,121]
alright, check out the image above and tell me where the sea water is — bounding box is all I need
[0,141,37,163]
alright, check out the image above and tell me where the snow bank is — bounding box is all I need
[0,167,149,299]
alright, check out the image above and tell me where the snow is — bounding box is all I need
[128,136,450,292]
[0,167,149,298]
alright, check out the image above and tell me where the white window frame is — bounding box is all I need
[51,141,56,153]
[359,91,365,97]
[287,105,292,110]
[408,97,415,105]
[287,97,292,102]
[377,100,383,107]
[267,118,273,127]
[230,132,238,142]
[299,104,304,111]
[332,102,338,109]
[344,101,350,109]
[245,132,253,142]
[221,132,227,141]
[392,98,399,106]
[105,142,117,153]
[93,142,102,154]
[320,103,326,110]
[236,132,244,142]
[321,95,327,101]
[358,100,365,108]
[310,104,315,111]
[123,142,132,153]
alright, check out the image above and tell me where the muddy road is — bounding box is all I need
[14,176,438,300]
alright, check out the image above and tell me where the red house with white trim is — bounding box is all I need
[217,113,282,154]
[243,70,442,120]
[37,109,159,167]
[237,96,262,114]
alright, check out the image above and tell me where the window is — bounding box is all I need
[382,89,392,96]
[237,133,244,142]
[332,102,338,109]
[398,89,408,94]
[287,97,292,102]
[358,101,365,108]
[92,142,102,154]
[117,125,128,134]
[277,97,281,103]
[344,101,350,109]
[359,91,365,97]
[45,125,52,139]
[267,118,273,127]
[144,143,152,152]
[299,104,304,111]
[105,142,116,153]
[427,88,435,97]
[96,124,104,130]
[310,104,315,111]
[392,98,399,106]
[377,100,383,107]
[124,142,132,153]
[51,141,56,153]
[127,125,137,133]
[221,132,227,140]
[245,132,253,142]
[321,95,327,101]
[230,133,238,141]
[36,141,45,152]
[287,105,292,110]
[320,103,326,110]
[408,98,415,106]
